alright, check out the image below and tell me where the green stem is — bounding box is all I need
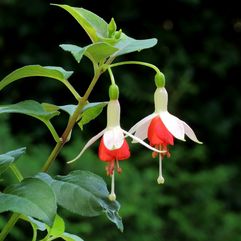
[0,213,21,241]
[41,141,64,172]
[31,227,37,241]
[62,79,81,101]
[107,67,116,85]
[41,69,102,172]
[0,166,23,240]
[44,121,60,143]
[9,164,23,182]
[110,60,161,74]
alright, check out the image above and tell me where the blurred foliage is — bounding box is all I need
[0,0,241,241]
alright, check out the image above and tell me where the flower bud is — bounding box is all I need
[114,29,122,39]
[109,84,119,100]
[108,18,117,37]
[155,72,165,88]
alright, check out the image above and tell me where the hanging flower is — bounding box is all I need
[129,87,202,184]
[68,98,164,201]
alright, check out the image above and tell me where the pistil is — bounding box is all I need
[108,170,116,201]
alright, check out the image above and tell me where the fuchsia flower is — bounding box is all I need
[129,87,202,184]
[69,99,163,200]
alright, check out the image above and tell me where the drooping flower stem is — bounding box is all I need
[42,69,102,172]
[108,67,116,85]
[110,61,162,76]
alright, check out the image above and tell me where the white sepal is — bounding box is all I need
[123,130,166,153]
[160,111,186,141]
[68,129,105,164]
[182,121,203,144]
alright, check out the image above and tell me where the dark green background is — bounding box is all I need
[0,0,240,240]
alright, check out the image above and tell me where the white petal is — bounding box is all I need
[123,130,166,154]
[128,113,156,143]
[103,127,124,150]
[160,111,186,141]
[183,121,203,144]
[67,129,105,164]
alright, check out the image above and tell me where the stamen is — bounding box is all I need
[152,145,159,158]
[157,152,165,184]
[106,160,115,176]
[116,159,122,173]
[108,171,116,201]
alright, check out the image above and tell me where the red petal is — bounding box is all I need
[114,139,130,160]
[148,116,174,146]
[98,137,130,162]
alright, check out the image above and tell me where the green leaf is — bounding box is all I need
[113,33,157,57]
[0,155,13,175]
[59,44,85,63]
[0,147,26,175]
[61,232,84,241]
[52,4,108,42]
[47,214,65,237]
[60,43,118,63]
[78,102,106,130]
[0,177,57,226]
[37,171,123,231]
[24,216,46,231]
[0,100,59,122]
[0,65,73,91]
[42,101,107,130]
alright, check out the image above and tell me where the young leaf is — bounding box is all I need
[112,33,157,57]
[0,147,26,175]
[42,102,107,130]
[59,44,85,63]
[0,65,73,91]
[0,100,59,122]
[60,43,118,63]
[78,102,106,130]
[52,4,108,42]
[48,214,65,237]
[36,171,123,231]
[0,177,57,226]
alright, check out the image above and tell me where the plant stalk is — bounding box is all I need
[41,69,102,172]
[0,213,21,241]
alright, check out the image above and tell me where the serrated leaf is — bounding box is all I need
[0,100,59,122]
[78,102,106,130]
[53,4,108,42]
[60,43,118,63]
[113,33,157,57]
[36,171,123,231]
[0,65,73,91]
[0,147,26,175]
[0,177,57,226]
